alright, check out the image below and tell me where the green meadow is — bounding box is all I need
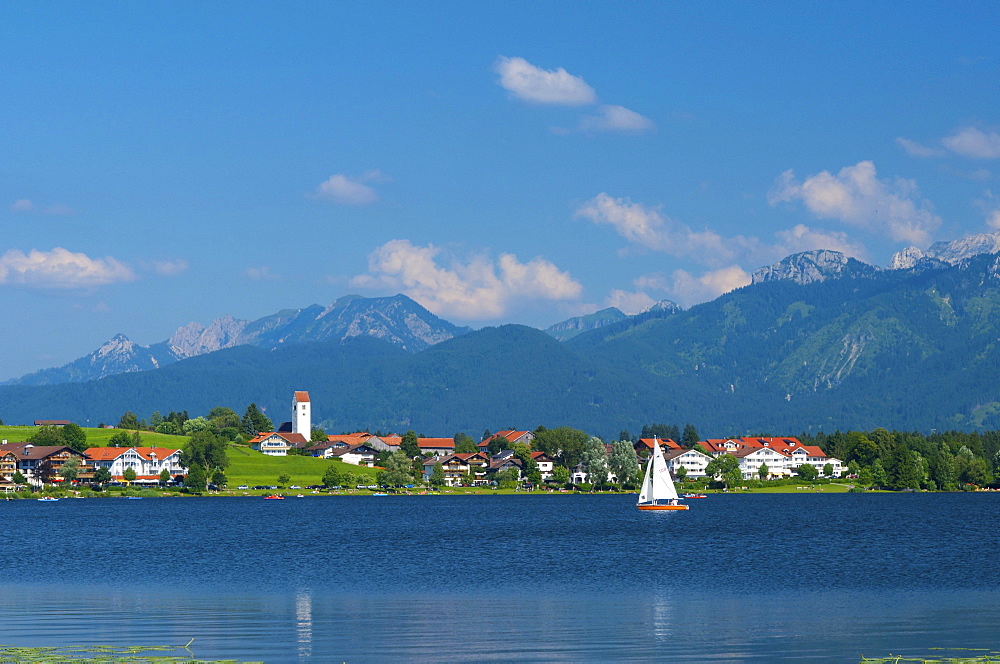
[0,425,183,448]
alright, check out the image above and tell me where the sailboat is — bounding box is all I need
[637,437,689,511]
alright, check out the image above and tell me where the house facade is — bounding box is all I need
[250,432,309,456]
[85,447,185,483]
[0,444,88,485]
[663,448,712,478]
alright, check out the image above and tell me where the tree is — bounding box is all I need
[495,468,520,489]
[208,407,240,431]
[758,462,769,481]
[182,417,212,435]
[277,473,291,487]
[618,430,633,443]
[681,424,700,448]
[705,454,741,490]
[823,462,834,478]
[871,459,888,489]
[581,436,609,487]
[12,470,27,486]
[311,427,328,442]
[796,464,818,481]
[118,411,141,430]
[184,463,207,492]
[155,421,180,435]
[61,423,87,452]
[487,435,510,456]
[608,439,640,486]
[512,442,532,466]
[380,450,413,487]
[29,425,65,446]
[241,403,272,436]
[93,467,111,485]
[212,469,227,488]
[323,464,343,488]
[430,462,446,488]
[59,457,81,482]
[109,431,132,447]
[123,467,137,484]
[533,427,589,468]
[454,433,477,453]
[551,465,570,485]
[180,431,230,472]
[401,430,421,458]
[159,468,171,486]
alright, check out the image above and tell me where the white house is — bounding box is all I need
[331,444,378,467]
[249,432,308,456]
[663,448,713,478]
[85,447,186,483]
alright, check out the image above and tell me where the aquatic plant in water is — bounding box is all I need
[860,647,1000,663]
[0,640,262,663]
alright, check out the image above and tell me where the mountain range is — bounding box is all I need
[2,232,1000,436]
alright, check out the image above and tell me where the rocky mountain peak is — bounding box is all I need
[752,250,871,285]
[643,299,682,314]
[890,232,1000,270]
[169,315,249,358]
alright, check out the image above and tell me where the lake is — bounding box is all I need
[2,493,1000,662]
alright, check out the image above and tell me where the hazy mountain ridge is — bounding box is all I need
[545,300,682,341]
[4,294,469,386]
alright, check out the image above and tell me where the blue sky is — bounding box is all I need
[2,1,999,380]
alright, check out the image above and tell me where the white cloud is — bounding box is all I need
[0,247,135,289]
[245,266,281,281]
[987,209,1000,230]
[351,239,583,319]
[311,171,385,205]
[768,160,940,245]
[942,127,1000,159]
[579,105,655,133]
[575,193,736,264]
[152,259,188,276]
[896,137,944,158]
[604,289,656,314]
[10,199,73,215]
[773,224,869,261]
[495,56,597,106]
[664,266,752,307]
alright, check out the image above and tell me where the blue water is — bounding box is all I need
[2,493,1000,662]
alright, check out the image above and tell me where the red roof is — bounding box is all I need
[249,432,309,445]
[294,391,310,403]
[636,438,682,451]
[417,438,455,449]
[85,447,182,461]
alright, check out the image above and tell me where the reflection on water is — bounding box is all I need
[295,590,311,659]
[3,494,1000,662]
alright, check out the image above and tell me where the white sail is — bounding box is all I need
[637,437,679,505]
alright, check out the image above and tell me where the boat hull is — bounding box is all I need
[637,503,689,511]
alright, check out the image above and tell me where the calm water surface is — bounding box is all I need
[2,493,999,662]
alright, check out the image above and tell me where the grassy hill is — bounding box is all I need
[223,445,379,487]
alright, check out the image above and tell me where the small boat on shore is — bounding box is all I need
[683,493,707,499]
[37,496,59,502]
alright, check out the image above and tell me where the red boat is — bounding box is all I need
[264,494,284,500]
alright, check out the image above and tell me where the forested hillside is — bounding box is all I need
[2,254,999,437]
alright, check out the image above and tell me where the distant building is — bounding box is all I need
[293,391,311,437]
[250,391,313,457]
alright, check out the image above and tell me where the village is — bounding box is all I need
[0,391,845,493]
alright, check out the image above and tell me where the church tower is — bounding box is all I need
[292,391,311,437]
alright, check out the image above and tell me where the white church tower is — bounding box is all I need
[292,391,311,437]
